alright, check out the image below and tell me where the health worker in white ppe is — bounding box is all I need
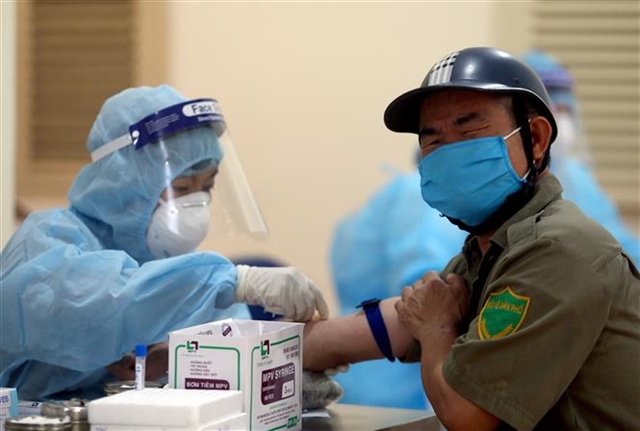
[0,84,329,401]
[328,49,639,410]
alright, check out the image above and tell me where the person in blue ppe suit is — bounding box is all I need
[329,50,639,410]
[522,50,639,264]
[0,84,329,401]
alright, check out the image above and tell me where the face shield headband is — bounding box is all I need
[90,99,225,163]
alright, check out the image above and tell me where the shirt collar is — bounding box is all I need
[461,174,564,259]
[490,173,564,249]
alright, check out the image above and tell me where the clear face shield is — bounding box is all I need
[90,98,268,258]
[209,119,270,239]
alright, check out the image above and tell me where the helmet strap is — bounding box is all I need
[512,95,551,176]
[513,96,538,175]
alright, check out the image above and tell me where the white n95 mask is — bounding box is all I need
[146,191,212,258]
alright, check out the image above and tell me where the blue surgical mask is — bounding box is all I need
[419,127,527,228]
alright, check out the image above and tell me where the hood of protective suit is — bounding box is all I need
[68,84,223,263]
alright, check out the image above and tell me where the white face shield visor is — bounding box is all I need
[90,98,268,246]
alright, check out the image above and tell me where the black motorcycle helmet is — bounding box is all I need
[384,47,559,235]
[384,46,557,143]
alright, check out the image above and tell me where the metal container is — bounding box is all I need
[104,380,164,396]
[4,415,71,431]
[40,399,89,431]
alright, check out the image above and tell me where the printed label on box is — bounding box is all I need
[169,319,303,431]
[261,362,295,405]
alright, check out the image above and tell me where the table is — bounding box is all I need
[302,403,444,430]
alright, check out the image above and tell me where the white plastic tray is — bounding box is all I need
[88,389,243,428]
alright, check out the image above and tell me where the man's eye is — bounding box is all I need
[462,126,487,136]
[420,139,438,148]
[421,139,440,149]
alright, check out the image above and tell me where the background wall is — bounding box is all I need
[166,2,494,310]
[1,1,16,248]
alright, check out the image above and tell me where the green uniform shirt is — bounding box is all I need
[408,175,640,430]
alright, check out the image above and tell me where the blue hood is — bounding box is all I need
[68,84,223,263]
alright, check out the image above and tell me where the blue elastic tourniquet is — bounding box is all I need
[358,299,395,362]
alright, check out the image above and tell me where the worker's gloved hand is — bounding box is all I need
[302,370,344,410]
[235,265,330,321]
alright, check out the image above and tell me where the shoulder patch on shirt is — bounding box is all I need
[478,286,530,340]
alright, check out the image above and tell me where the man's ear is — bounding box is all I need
[529,116,553,165]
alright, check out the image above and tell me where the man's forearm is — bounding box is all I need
[418,327,500,431]
[303,298,414,371]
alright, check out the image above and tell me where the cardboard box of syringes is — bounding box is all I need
[168,319,303,430]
